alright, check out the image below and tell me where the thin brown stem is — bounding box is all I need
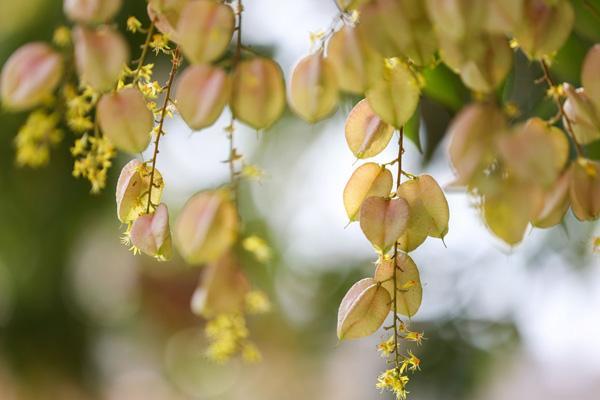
[133,21,156,84]
[146,47,181,214]
[392,127,405,376]
[539,59,584,156]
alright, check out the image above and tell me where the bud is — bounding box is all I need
[175,65,230,130]
[230,57,286,130]
[345,99,394,158]
[97,87,153,153]
[447,103,506,186]
[374,254,422,317]
[337,277,391,340]
[174,190,238,265]
[190,253,250,318]
[359,0,437,66]
[359,196,409,253]
[343,163,393,221]
[116,159,164,223]
[130,203,172,260]
[366,58,420,129]
[177,0,234,64]
[562,84,600,145]
[532,169,571,228]
[1,42,63,111]
[498,117,568,187]
[327,26,372,94]
[514,0,574,59]
[289,52,338,123]
[64,0,122,23]
[73,25,129,92]
[570,158,600,221]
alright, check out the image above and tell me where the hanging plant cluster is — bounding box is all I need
[1,0,600,398]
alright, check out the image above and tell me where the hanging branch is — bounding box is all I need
[146,47,181,213]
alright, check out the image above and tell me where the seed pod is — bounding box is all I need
[97,87,153,154]
[147,0,189,41]
[447,103,506,186]
[191,253,250,318]
[64,0,122,23]
[116,159,164,223]
[457,34,512,93]
[73,25,129,92]
[337,277,391,340]
[359,196,409,253]
[175,65,230,130]
[570,158,600,221]
[345,99,395,158]
[177,0,234,64]
[327,26,371,94]
[425,0,486,41]
[498,118,568,187]
[343,163,393,221]
[482,179,538,246]
[230,57,286,130]
[366,58,420,129]
[130,203,172,260]
[289,52,338,123]
[485,0,523,34]
[174,190,238,265]
[532,168,571,228]
[563,84,600,145]
[514,0,574,60]
[1,43,63,111]
[397,175,449,240]
[582,44,600,110]
[374,254,422,317]
[359,0,437,66]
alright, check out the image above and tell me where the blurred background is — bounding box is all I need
[1,0,599,399]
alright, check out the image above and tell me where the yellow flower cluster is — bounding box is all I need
[14,111,62,168]
[205,314,261,364]
[376,368,410,400]
[53,25,71,47]
[126,16,142,33]
[64,84,98,133]
[71,134,116,193]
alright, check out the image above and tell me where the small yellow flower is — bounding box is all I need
[242,235,272,263]
[53,26,71,47]
[149,34,171,55]
[241,164,266,181]
[245,290,271,314]
[377,335,396,357]
[404,331,425,345]
[403,350,421,372]
[127,16,142,33]
[14,111,62,168]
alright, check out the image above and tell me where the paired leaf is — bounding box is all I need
[337,278,391,340]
